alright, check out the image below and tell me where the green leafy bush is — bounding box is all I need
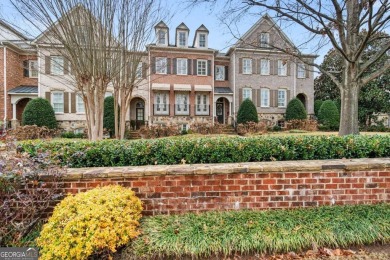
[19,135,390,168]
[285,98,307,121]
[22,98,57,129]
[237,99,258,124]
[318,100,340,131]
[126,204,390,259]
[314,100,323,117]
[103,96,115,137]
[61,131,85,139]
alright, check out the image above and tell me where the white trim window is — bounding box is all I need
[178,32,187,47]
[29,60,38,78]
[242,88,252,101]
[215,65,225,81]
[196,93,209,115]
[278,89,287,107]
[156,57,167,74]
[197,59,207,76]
[158,30,166,45]
[76,94,85,113]
[243,58,252,74]
[154,92,169,115]
[278,60,287,76]
[136,62,143,78]
[199,33,206,47]
[261,88,270,107]
[297,63,306,78]
[177,58,188,75]
[50,56,64,76]
[175,92,189,115]
[260,59,270,75]
[260,33,270,47]
[52,92,64,113]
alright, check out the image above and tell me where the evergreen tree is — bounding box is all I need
[237,99,259,124]
[22,98,57,129]
[285,98,307,121]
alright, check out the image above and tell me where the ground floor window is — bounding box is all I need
[175,92,189,115]
[196,93,209,115]
[154,92,169,115]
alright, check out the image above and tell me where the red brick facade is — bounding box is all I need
[57,159,390,215]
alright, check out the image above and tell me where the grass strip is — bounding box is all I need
[127,204,390,259]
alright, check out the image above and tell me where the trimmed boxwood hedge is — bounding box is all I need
[19,135,390,168]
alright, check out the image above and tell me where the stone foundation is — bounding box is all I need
[151,116,213,127]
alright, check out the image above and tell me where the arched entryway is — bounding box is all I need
[216,97,230,124]
[16,98,31,121]
[130,97,145,130]
[296,93,307,110]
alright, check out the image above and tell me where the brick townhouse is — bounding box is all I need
[1,14,316,131]
[0,20,38,129]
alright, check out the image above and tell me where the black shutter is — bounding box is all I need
[193,59,197,75]
[151,57,156,74]
[225,66,229,81]
[167,58,171,74]
[207,60,211,76]
[23,60,29,77]
[188,59,192,75]
[173,58,177,74]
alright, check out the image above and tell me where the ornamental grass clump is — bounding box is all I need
[37,185,142,260]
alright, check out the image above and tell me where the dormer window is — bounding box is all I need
[178,32,187,46]
[260,33,270,48]
[199,34,206,47]
[158,30,166,45]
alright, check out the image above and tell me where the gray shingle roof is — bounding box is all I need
[8,85,38,94]
[215,87,233,94]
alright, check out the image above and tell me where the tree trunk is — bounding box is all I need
[339,83,360,136]
[84,83,105,141]
[114,90,120,139]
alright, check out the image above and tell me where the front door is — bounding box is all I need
[216,101,224,124]
[136,108,144,129]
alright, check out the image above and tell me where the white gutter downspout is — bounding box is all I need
[212,51,215,125]
[293,57,297,97]
[232,49,236,123]
[3,46,7,128]
[148,47,152,126]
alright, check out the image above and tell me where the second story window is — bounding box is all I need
[199,33,206,47]
[278,60,287,76]
[136,62,143,78]
[158,30,166,45]
[243,58,252,74]
[156,57,167,74]
[242,88,252,100]
[260,33,270,48]
[52,92,64,113]
[297,63,306,78]
[51,56,64,76]
[177,58,187,75]
[260,59,270,75]
[29,60,38,78]
[215,65,225,81]
[179,32,186,46]
[197,60,207,76]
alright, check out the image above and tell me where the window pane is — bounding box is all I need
[216,66,225,80]
[243,59,252,74]
[52,92,64,113]
[278,90,286,107]
[177,58,187,75]
[197,60,207,75]
[199,34,206,47]
[261,59,269,75]
[156,57,167,74]
[51,56,64,75]
[158,30,166,44]
[261,89,269,107]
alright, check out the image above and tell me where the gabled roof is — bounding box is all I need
[195,24,209,33]
[155,21,168,29]
[176,22,189,31]
[0,19,28,41]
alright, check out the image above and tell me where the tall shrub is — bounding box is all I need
[22,98,57,129]
[314,100,323,117]
[103,96,115,137]
[318,100,340,130]
[285,98,307,121]
[237,99,258,124]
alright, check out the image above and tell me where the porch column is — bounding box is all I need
[228,101,232,125]
[12,103,17,120]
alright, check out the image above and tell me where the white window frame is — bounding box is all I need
[52,91,64,114]
[199,33,206,47]
[50,56,64,76]
[29,60,38,78]
[158,30,166,45]
[297,63,306,78]
[197,59,207,76]
[135,62,143,78]
[178,32,187,47]
[76,94,85,114]
[242,88,252,101]
[156,57,167,74]
[243,58,252,74]
[177,58,188,75]
[278,89,287,108]
[154,91,169,115]
[278,60,287,76]
[175,92,190,115]
[260,33,270,48]
[215,65,225,81]
[195,93,209,115]
[260,59,270,75]
[261,88,270,108]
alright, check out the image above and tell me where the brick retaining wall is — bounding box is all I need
[57,158,390,215]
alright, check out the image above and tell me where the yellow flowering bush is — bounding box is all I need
[37,185,143,260]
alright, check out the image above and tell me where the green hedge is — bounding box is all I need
[19,135,390,168]
[127,204,390,258]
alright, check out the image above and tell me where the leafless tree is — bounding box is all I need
[191,0,390,135]
[10,0,162,140]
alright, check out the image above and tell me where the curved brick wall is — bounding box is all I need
[54,158,390,215]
